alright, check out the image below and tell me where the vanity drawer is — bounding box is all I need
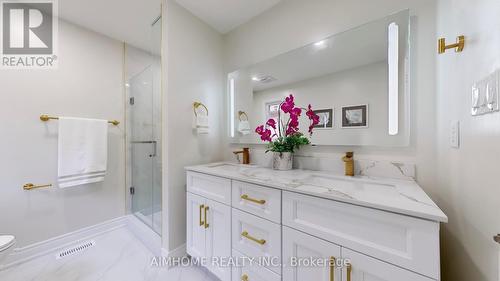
[232,181,281,223]
[232,208,281,275]
[232,250,281,281]
[187,172,231,205]
[282,191,440,279]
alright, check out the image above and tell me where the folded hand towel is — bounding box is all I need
[195,114,209,135]
[238,120,251,135]
[58,117,108,188]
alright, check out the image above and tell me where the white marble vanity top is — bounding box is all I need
[185,162,447,223]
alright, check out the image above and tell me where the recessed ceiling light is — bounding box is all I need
[314,40,325,47]
[251,75,277,84]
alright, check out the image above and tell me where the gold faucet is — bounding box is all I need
[233,148,250,164]
[342,152,354,176]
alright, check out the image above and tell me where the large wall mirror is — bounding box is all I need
[227,10,410,146]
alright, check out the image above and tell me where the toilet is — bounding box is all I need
[0,235,16,263]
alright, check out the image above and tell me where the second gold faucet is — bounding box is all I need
[342,151,355,176]
[233,148,250,164]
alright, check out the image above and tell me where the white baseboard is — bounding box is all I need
[159,244,187,269]
[2,216,128,270]
[126,215,161,256]
[161,243,186,258]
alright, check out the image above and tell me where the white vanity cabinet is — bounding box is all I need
[186,174,232,281]
[185,167,446,281]
[342,248,434,281]
[282,226,342,281]
[282,191,440,279]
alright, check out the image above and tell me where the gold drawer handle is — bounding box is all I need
[241,194,266,205]
[330,256,335,281]
[199,204,205,226]
[204,206,209,229]
[241,274,249,281]
[347,263,352,281]
[23,183,52,190]
[241,231,266,245]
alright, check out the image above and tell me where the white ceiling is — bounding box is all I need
[175,0,282,33]
[59,0,161,51]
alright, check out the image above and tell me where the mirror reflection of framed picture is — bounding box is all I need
[341,104,368,128]
[313,109,333,129]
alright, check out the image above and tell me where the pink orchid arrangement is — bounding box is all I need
[255,94,320,153]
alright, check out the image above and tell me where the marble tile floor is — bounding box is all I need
[0,227,218,281]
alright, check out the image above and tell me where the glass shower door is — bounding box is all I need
[127,15,162,235]
[130,67,158,232]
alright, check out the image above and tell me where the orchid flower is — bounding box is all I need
[255,94,316,153]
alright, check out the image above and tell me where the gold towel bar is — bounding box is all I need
[40,114,120,126]
[23,183,52,190]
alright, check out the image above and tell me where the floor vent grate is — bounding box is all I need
[56,240,96,260]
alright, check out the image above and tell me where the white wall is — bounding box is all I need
[436,0,500,280]
[223,0,437,195]
[0,21,125,247]
[163,0,225,252]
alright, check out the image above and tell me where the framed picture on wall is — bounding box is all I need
[313,109,334,129]
[341,104,368,128]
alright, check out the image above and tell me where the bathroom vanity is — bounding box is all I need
[185,163,447,281]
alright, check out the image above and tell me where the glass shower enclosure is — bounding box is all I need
[125,16,162,234]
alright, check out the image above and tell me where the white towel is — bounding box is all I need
[238,120,251,135]
[58,117,108,188]
[195,115,209,135]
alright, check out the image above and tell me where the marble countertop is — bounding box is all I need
[185,162,448,223]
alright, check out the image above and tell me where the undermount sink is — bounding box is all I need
[206,163,253,172]
[294,174,398,199]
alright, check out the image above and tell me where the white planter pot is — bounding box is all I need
[272,152,293,170]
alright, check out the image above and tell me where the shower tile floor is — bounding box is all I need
[0,227,218,281]
[135,210,162,234]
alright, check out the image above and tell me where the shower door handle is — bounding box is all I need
[131,140,157,157]
[151,141,157,157]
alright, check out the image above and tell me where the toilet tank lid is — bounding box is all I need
[0,235,15,250]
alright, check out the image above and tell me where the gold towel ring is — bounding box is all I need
[193,102,208,116]
[238,111,248,121]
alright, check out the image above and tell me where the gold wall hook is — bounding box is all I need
[438,35,465,54]
[23,183,52,190]
[193,102,208,116]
